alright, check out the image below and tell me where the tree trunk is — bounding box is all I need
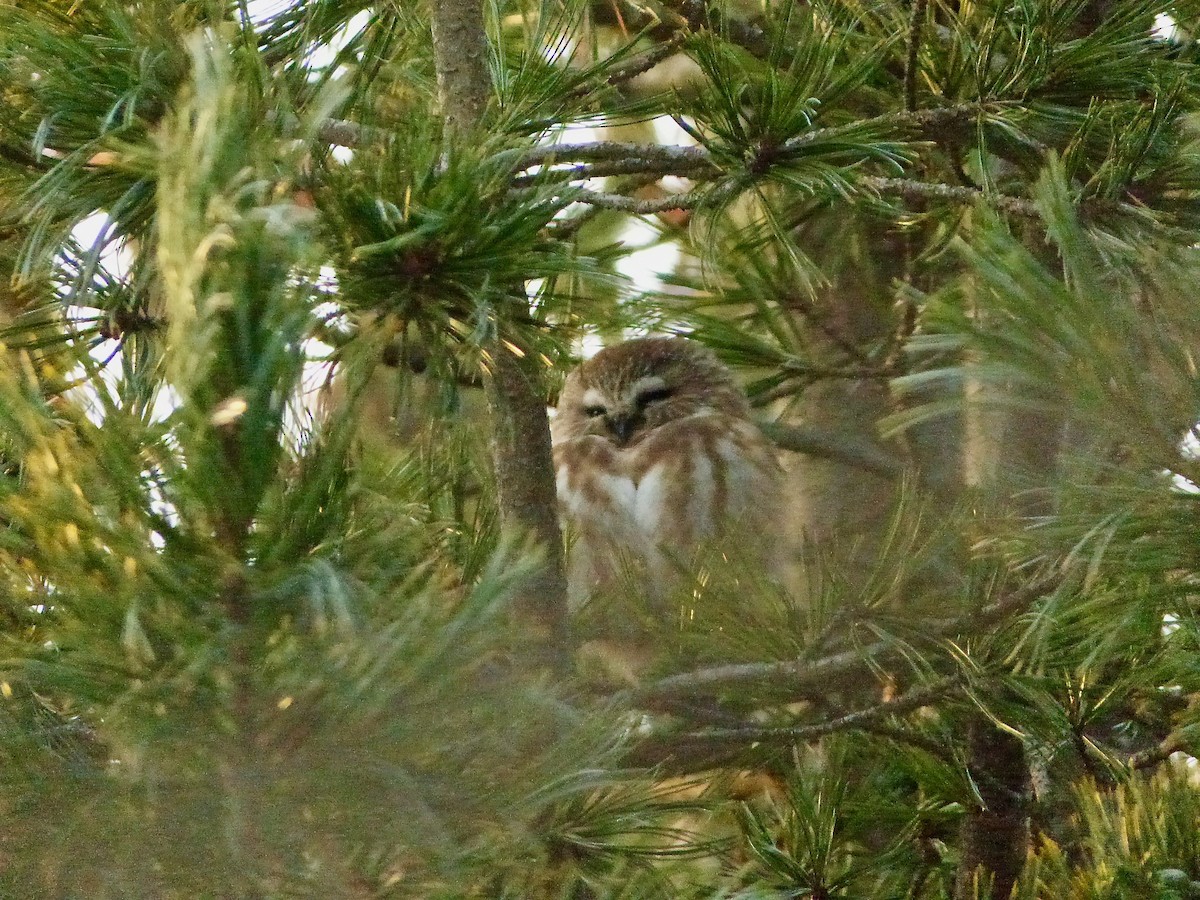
[429,0,569,664]
[956,377,1064,896]
[429,0,490,134]
[956,719,1031,899]
[485,346,570,655]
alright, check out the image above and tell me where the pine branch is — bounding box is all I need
[627,575,1059,705]
[859,722,960,765]
[957,719,1029,899]
[429,0,491,135]
[627,679,961,770]
[316,101,1188,240]
[780,361,903,380]
[317,102,1003,177]
[515,103,1005,183]
[484,345,570,656]
[216,567,270,887]
[514,157,710,186]
[568,177,748,213]
[679,677,957,745]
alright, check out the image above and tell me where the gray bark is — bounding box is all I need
[428,0,569,664]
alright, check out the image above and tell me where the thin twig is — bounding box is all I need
[576,35,688,95]
[750,377,811,407]
[628,680,962,768]
[517,140,715,171]
[777,292,876,367]
[781,358,898,382]
[682,677,957,745]
[518,102,1002,181]
[862,175,1042,218]
[569,178,744,214]
[1126,728,1197,770]
[315,101,1005,169]
[546,173,666,237]
[514,157,715,187]
[612,0,772,58]
[861,175,1149,229]
[572,187,708,213]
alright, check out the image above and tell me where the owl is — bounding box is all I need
[551,337,783,612]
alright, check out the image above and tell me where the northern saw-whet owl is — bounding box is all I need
[551,337,783,610]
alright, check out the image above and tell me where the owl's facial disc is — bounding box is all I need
[578,378,675,447]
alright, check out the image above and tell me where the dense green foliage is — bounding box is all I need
[2,0,1200,896]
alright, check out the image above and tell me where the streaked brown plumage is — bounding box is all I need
[552,337,782,608]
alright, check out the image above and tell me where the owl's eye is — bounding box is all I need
[635,387,673,406]
[583,404,607,418]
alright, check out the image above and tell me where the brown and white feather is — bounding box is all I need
[552,337,782,608]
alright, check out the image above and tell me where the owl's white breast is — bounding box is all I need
[554,414,759,544]
[554,412,782,604]
[555,455,658,540]
[629,460,667,533]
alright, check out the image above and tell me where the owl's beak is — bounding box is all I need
[606,413,639,446]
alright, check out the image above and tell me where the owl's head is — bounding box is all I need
[552,337,751,448]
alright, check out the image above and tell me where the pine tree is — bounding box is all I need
[2,0,1200,897]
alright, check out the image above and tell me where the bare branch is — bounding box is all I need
[759,420,905,477]
[514,158,714,187]
[514,103,1007,185]
[429,0,491,136]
